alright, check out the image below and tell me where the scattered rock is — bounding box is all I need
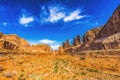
[4,72,13,78]
[0,66,5,71]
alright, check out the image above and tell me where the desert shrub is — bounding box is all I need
[30,74,44,80]
[53,59,69,74]
[18,73,25,80]
[87,68,99,73]
[110,64,118,71]
[81,71,86,75]
[53,60,59,74]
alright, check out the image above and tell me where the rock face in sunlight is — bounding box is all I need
[0,32,30,51]
[60,5,120,53]
[80,27,101,50]
[30,44,51,53]
[59,46,64,54]
[0,32,52,53]
[61,35,82,53]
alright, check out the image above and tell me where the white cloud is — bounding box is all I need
[46,7,65,23]
[3,22,7,26]
[40,5,86,24]
[39,39,61,50]
[64,10,85,22]
[51,44,61,50]
[19,15,34,25]
[39,39,56,44]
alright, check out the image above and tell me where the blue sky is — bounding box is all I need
[0,0,120,49]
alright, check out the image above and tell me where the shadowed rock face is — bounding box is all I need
[89,5,120,50]
[95,5,120,39]
[90,32,120,50]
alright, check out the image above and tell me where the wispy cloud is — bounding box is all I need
[50,44,61,50]
[39,39,56,44]
[40,5,86,23]
[63,10,85,22]
[40,6,65,23]
[19,15,34,26]
[39,39,61,50]
[0,5,7,11]
[3,22,7,26]
[46,7,65,23]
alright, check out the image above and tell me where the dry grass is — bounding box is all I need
[0,51,120,80]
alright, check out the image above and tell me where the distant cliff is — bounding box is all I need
[30,44,51,53]
[0,32,51,53]
[0,32,30,51]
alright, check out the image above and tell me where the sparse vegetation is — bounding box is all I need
[18,73,25,80]
[87,68,99,73]
[81,71,86,75]
[0,52,120,80]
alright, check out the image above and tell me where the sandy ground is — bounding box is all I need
[0,53,120,80]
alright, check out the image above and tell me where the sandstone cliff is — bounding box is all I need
[30,44,51,53]
[0,32,51,53]
[80,27,101,50]
[0,32,30,51]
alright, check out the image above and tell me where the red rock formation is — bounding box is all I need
[62,35,82,53]
[0,33,30,51]
[72,35,82,46]
[79,27,101,50]
[90,5,120,50]
[77,35,81,44]
[63,39,70,49]
[95,5,120,39]
[0,32,52,53]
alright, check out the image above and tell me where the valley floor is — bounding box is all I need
[0,52,120,80]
